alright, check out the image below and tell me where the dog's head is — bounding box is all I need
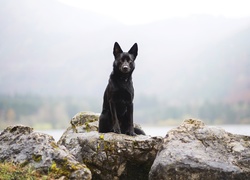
[113,42,138,74]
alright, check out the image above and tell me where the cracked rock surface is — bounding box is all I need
[149,119,250,180]
[58,112,163,180]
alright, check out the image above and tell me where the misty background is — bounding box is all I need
[1,0,250,130]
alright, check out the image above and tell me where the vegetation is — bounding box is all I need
[0,94,99,130]
[136,96,250,125]
[0,162,57,180]
[0,94,250,130]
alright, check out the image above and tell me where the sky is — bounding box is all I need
[58,0,250,25]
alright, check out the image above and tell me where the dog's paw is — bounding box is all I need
[126,131,136,136]
[112,128,121,134]
[131,132,137,136]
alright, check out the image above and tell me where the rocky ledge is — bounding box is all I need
[1,112,250,180]
[150,119,250,180]
[58,112,162,180]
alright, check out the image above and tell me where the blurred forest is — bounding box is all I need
[0,95,99,129]
[0,0,250,129]
[0,95,250,130]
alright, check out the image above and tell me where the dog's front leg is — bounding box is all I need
[109,101,121,134]
[127,103,136,136]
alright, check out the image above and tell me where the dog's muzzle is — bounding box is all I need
[121,65,130,73]
[120,61,131,73]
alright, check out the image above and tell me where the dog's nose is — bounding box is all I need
[123,66,129,70]
[122,65,130,72]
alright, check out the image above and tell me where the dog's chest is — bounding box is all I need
[113,88,132,116]
[108,75,134,104]
[113,87,133,104]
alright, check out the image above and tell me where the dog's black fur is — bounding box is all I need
[99,42,145,136]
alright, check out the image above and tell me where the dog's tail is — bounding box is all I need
[134,127,146,135]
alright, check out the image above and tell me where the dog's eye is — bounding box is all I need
[125,58,132,63]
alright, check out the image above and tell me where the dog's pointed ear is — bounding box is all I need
[128,43,138,59]
[113,42,123,58]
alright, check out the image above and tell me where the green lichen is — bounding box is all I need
[49,158,87,178]
[103,141,117,156]
[32,154,42,162]
[50,161,59,172]
[97,143,100,151]
[72,125,78,133]
[85,122,91,132]
[99,134,104,140]
[50,141,59,149]
[50,161,70,177]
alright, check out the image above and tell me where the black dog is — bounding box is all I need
[99,42,145,136]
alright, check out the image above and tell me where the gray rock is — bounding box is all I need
[58,111,163,180]
[0,125,92,180]
[4,112,247,180]
[149,119,250,180]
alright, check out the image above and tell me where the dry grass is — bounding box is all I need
[0,162,59,180]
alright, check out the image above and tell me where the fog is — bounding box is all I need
[0,0,250,128]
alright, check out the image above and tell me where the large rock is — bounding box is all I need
[0,125,92,179]
[149,119,250,180]
[58,111,163,180]
[4,112,248,180]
